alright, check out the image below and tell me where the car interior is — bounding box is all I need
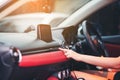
[0,0,120,80]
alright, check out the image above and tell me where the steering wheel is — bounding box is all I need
[82,21,109,57]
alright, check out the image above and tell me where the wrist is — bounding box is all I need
[74,53,83,62]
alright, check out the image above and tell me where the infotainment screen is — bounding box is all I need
[37,24,53,42]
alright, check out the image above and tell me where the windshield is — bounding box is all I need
[0,0,11,8]
[0,0,91,33]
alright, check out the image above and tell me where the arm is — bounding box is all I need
[59,48,120,69]
[78,54,120,69]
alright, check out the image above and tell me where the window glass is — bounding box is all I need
[87,1,120,36]
[0,0,91,33]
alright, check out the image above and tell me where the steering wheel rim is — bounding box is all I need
[82,21,109,57]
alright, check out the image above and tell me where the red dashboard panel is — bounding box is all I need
[19,51,68,67]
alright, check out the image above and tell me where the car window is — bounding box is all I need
[0,0,91,33]
[87,1,120,36]
[0,0,11,8]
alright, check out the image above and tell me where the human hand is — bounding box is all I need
[59,48,80,61]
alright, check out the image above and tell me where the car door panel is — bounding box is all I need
[102,35,120,57]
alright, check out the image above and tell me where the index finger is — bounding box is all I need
[58,48,68,52]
